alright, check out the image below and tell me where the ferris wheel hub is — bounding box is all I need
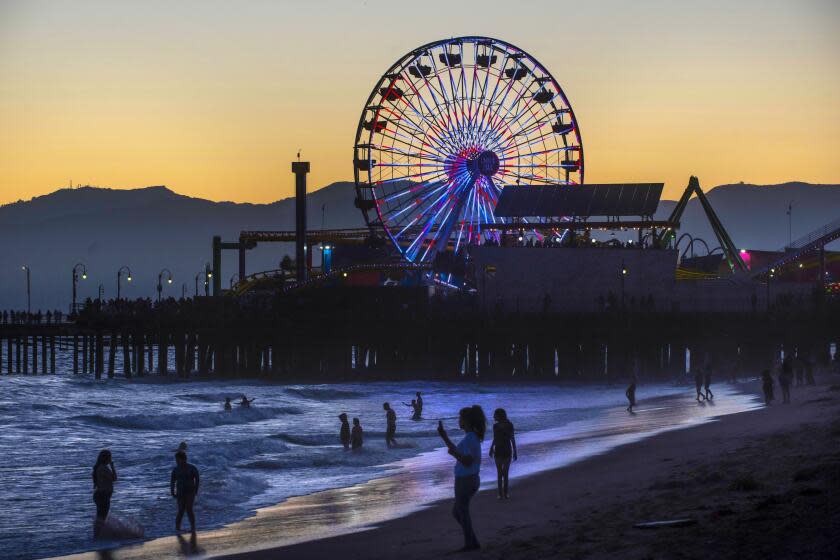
[468,150,500,177]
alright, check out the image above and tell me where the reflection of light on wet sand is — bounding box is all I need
[53,386,760,560]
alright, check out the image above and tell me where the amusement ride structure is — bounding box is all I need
[353,36,584,263]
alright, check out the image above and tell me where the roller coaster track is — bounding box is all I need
[751,216,840,279]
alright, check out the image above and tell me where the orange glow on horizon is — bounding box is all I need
[1,0,838,205]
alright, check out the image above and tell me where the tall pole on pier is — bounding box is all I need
[72,263,87,314]
[292,156,310,284]
[117,266,132,300]
[21,265,31,314]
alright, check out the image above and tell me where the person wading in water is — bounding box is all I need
[92,449,117,538]
[488,408,517,499]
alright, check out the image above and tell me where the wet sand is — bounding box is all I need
[224,379,840,560]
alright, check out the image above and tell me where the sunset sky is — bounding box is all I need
[1,0,838,205]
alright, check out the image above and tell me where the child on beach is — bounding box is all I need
[489,408,517,499]
[351,418,363,450]
[403,399,422,420]
[339,413,351,450]
[437,405,486,552]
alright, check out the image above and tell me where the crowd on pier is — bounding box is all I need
[0,310,65,324]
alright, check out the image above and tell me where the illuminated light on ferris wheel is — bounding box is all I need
[353,36,584,263]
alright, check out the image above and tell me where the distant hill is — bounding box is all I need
[1,181,838,310]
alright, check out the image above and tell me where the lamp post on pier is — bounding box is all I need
[117,266,132,300]
[21,265,31,315]
[157,268,173,302]
[204,262,212,297]
[72,263,87,313]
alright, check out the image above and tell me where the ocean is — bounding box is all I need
[0,371,760,560]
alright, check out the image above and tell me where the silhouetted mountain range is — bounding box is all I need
[2,181,838,310]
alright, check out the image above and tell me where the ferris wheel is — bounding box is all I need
[353,36,584,263]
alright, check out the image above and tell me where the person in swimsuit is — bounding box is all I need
[415,392,423,416]
[92,449,117,538]
[339,413,351,450]
[351,417,364,450]
[383,402,397,448]
[224,397,232,411]
[170,451,200,534]
[488,408,517,499]
[437,405,486,552]
[239,395,254,408]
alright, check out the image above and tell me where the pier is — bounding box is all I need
[1,290,837,381]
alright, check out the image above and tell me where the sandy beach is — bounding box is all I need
[223,378,840,560]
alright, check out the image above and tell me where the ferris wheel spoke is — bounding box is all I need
[429,50,466,145]
[381,177,452,222]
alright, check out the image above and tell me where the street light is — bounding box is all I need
[204,262,212,297]
[72,263,87,313]
[157,268,173,302]
[117,266,132,300]
[21,265,31,315]
[181,283,187,299]
[620,260,628,309]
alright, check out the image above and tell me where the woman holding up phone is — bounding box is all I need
[437,405,487,552]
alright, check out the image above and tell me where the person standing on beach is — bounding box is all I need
[339,413,351,450]
[694,368,705,401]
[437,405,486,552]
[224,397,232,412]
[625,376,637,412]
[351,417,363,450]
[92,449,117,538]
[416,392,423,416]
[761,369,775,404]
[780,355,793,404]
[384,402,397,448]
[489,408,517,499]
[703,367,714,400]
[170,451,200,534]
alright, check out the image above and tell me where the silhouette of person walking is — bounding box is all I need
[351,417,363,450]
[694,368,706,401]
[339,413,351,450]
[626,376,637,412]
[437,406,486,552]
[170,450,200,534]
[780,355,793,404]
[383,402,397,448]
[761,368,775,404]
[489,408,517,499]
[92,449,117,538]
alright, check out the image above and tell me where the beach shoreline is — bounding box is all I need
[219,378,840,560]
[47,378,839,560]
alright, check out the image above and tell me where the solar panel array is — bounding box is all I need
[494,183,664,218]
